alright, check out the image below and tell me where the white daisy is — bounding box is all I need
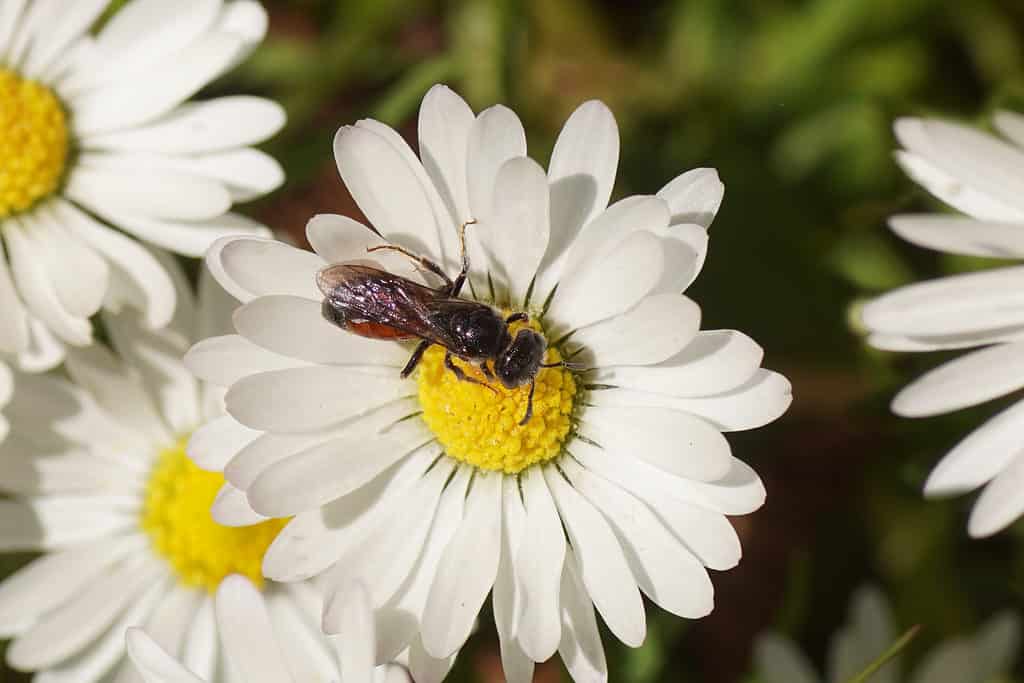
[0,0,283,372]
[127,575,411,683]
[0,265,320,683]
[187,84,792,683]
[754,586,1019,683]
[861,112,1024,537]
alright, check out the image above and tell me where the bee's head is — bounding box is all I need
[494,329,546,389]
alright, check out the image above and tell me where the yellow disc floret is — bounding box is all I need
[417,317,577,474]
[141,439,287,592]
[0,68,69,218]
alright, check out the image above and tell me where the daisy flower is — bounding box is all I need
[127,575,411,683]
[187,84,792,683]
[861,112,1024,537]
[754,586,1019,683]
[0,0,282,371]
[0,266,310,683]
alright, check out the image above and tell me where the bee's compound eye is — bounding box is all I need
[496,330,546,388]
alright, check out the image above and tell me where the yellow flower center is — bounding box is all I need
[0,68,69,219]
[416,317,577,474]
[141,439,286,592]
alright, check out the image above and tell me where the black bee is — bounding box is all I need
[317,221,557,424]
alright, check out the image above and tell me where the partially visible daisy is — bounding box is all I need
[0,265,320,683]
[187,84,792,682]
[0,0,282,371]
[861,112,1024,537]
[754,586,1019,683]
[127,576,411,683]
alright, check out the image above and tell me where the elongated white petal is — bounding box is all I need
[890,215,1024,259]
[0,0,28,62]
[493,477,530,681]
[593,330,763,397]
[421,473,503,659]
[215,576,292,683]
[892,342,1024,417]
[0,231,29,353]
[185,334,306,388]
[570,294,700,367]
[187,414,260,472]
[211,483,267,526]
[233,296,407,367]
[896,151,1024,223]
[925,399,1024,496]
[466,105,527,224]
[579,404,732,482]
[545,466,646,647]
[20,0,106,79]
[84,97,284,155]
[408,638,455,683]
[126,629,206,683]
[418,85,475,249]
[208,236,323,304]
[562,457,714,618]
[657,168,724,229]
[754,635,819,683]
[67,165,231,223]
[862,266,1024,337]
[324,582,376,683]
[994,110,1024,148]
[967,453,1024,537]
[558,549,608,682]
[263,589,337,683]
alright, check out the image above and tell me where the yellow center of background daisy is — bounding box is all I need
[141,440,286,593]
[416,318,577,474]
[0,68,69,219]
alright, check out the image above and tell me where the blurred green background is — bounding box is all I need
[7,0,1024,681]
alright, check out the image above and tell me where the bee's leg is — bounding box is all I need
[445,351,497,393]
[450,218,477,297]
[366,244,453,290]
[479,360,495,380]
[400,340,431,379]
[505,312,528,324]
[518,380,536,426]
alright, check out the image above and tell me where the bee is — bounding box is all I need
[317,221,559,424]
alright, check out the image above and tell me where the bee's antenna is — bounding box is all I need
[519,380,536,426]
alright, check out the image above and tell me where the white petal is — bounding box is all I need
[493,477,530,682]
[466,105,527,224]
[418,84,475,248]
[421,472,503,659]
[971,611,1021,681]
[925,399,1024,496]
[408,638,456,683]
[326,582,376,683]
[2,0,54,67]
[968,452,1024,537]
[8,555,164,669]
[592,330,764,397]
[5,219,92,346]
[215,576,292,683]
[247,422,430,516]
[72,32,244,136]
[110,212,269,259]
[217,0,268,64]
[0,0,28,61]
[0,436,139,496]
[0,536,143,632]
[861,266,1024,337]
[896,150,1024,223]
[568,294,700,367]
[754,634,819,683]
[333,124,444,261]
[185,334,306,388]
[0,497,138,551]
[23,0,106,79]
[0,230,29,353]
[579,404,732,482]
[570,438,765,517]
[558,549,608,683]
[549,230,665,331]
[66,164,231,223]
[27,206,109,319]
[544,466,646,647]
[994,110,1024,148]
[591,369,793,432]
[52,199,176,329]
[225,366,409,432]
[541,100,620,293]
[893,342,1024,417]
[264,589,337,683]
[126,629,205,683]
[181,597,216,681]
[212,482,268,526]
[187,415,261,472]
[233,295,407,366]
[561,457,714,618]
[15,317,66,372]
[515,467,566,662]
[657,168,724,229]
[895,118,1024,220]
[479,156,550,306]
[208,236,323,304]
[890,214,1024,259]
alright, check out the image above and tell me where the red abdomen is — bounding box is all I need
[345,320,416,341]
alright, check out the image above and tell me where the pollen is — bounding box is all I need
[0,68,69,219]
[416,320,577,474]
[141,439,287,593]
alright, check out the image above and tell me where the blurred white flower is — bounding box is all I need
[862,112,1024,537]
[0,264,317,683]
[0,0,282,371]
[755,586,1019,683]
[188,84,792,683]
[127,576,410,683]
